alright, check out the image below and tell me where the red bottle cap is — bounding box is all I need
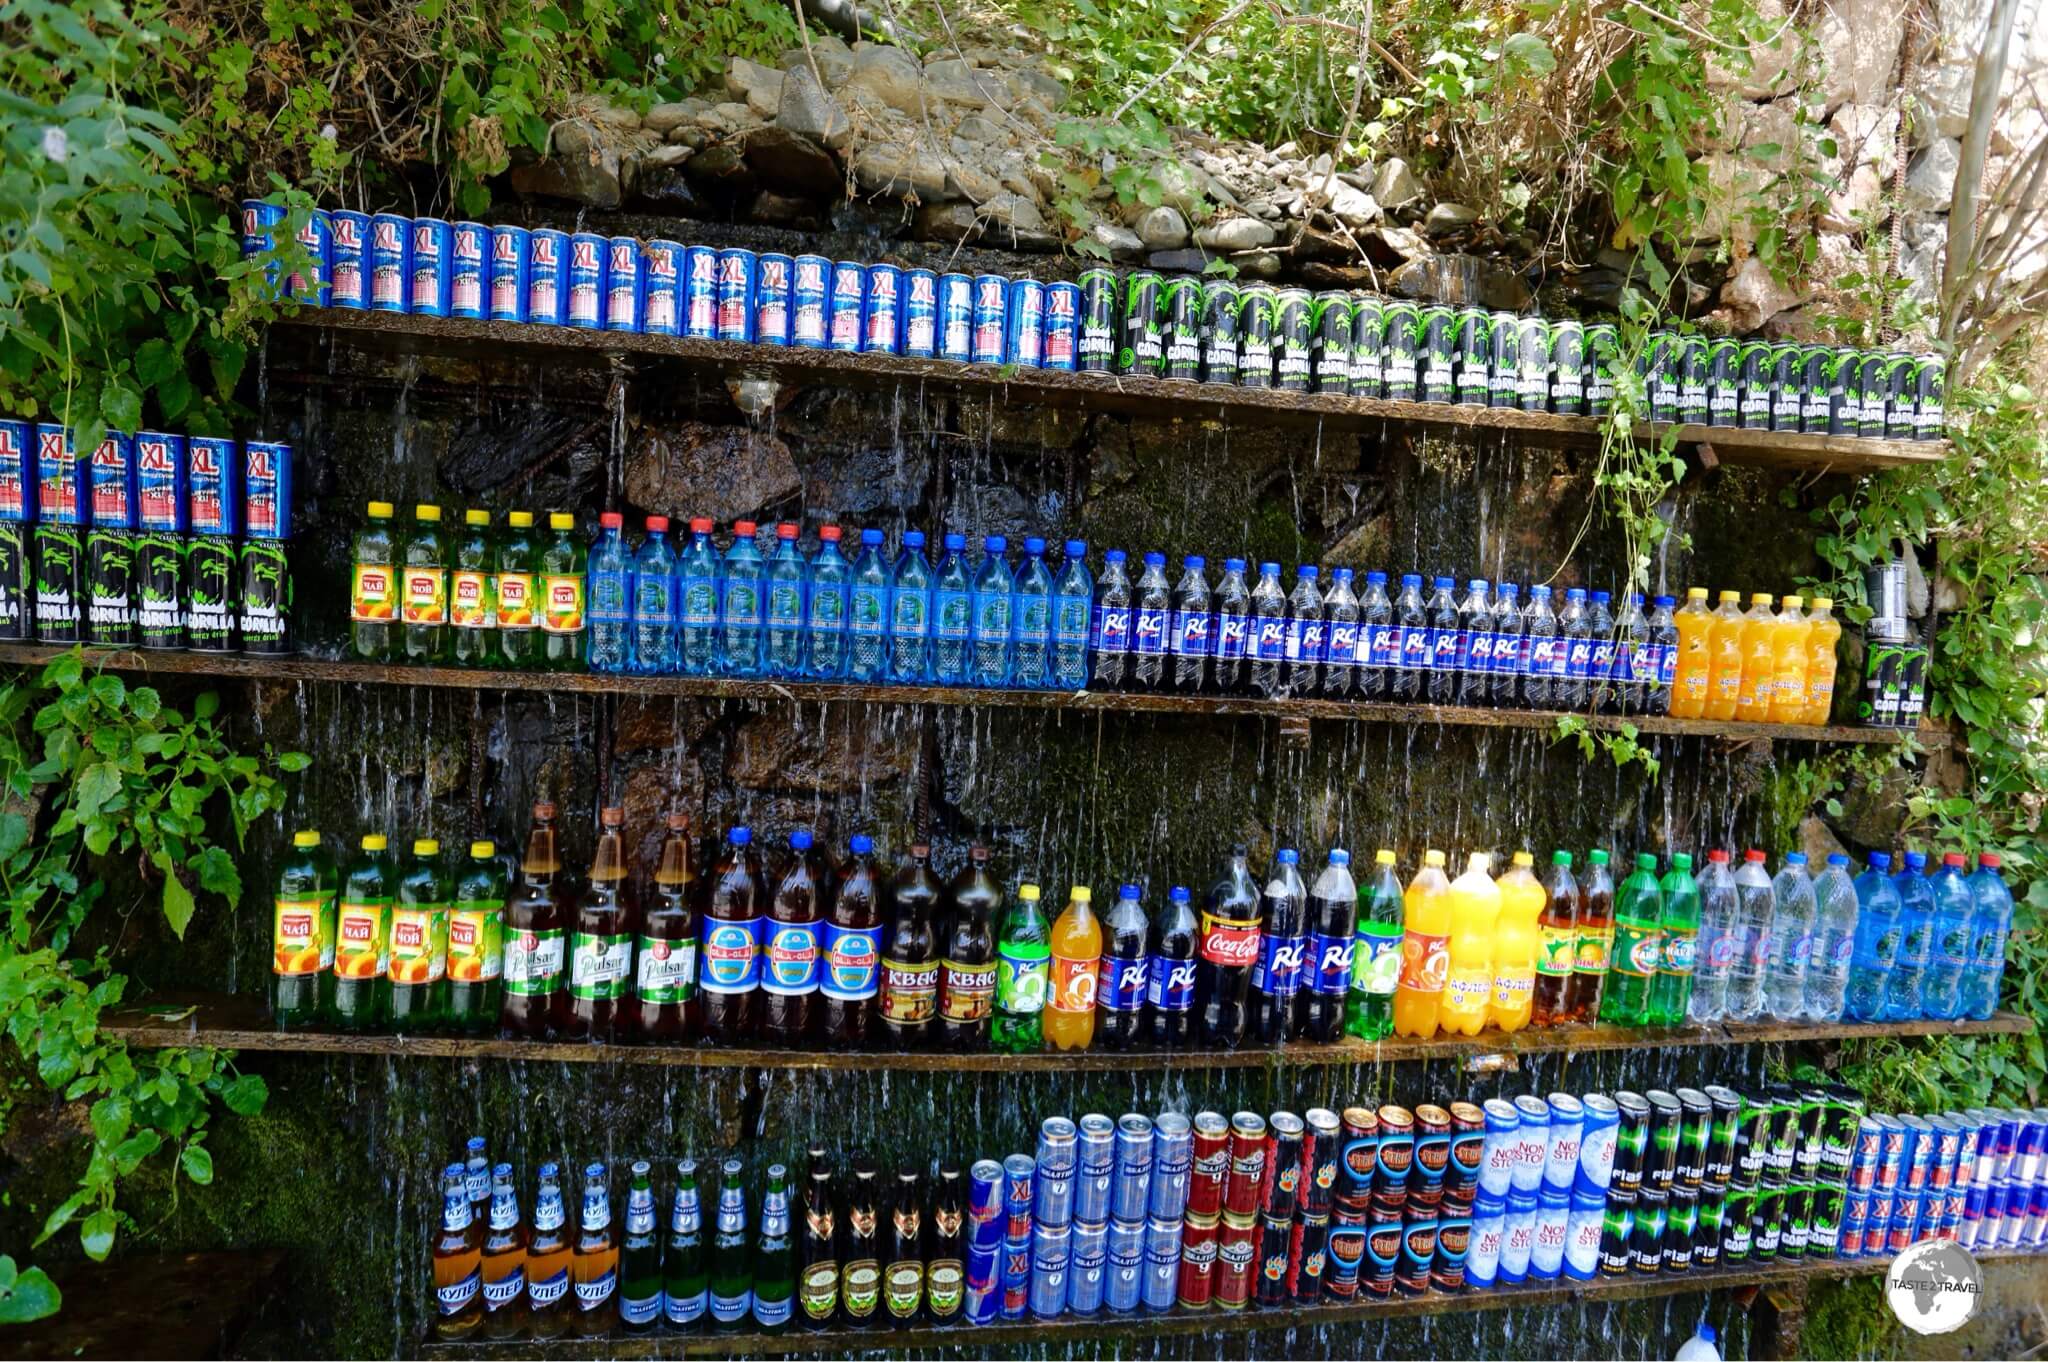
[734,520,757,536]
[819,525,842,541]
[600,511,623,528]
[646,515,670,532]
[689,517,713,533]
[777,522,799,539]
[1981,852,2001,868]
[1708,849,1729,863]
[1744,849,1766,862]
[1944,852,1967,867]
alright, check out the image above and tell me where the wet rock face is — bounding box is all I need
[623,421,803,523]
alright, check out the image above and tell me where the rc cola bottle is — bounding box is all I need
[845,528,889,683]
[1615,592,1650,715]
[1096,883,1151,1051]
[1961,853,2012,1020]
[1322,567,1360,698]
[1687,850,1737,1024]
[1488,582,1523,707]
[1246,848,1307,1044]
[1146,885,1197,1047]
[1647,594,1678,714]
[1170,555,1212,693]
[1456,579,1491,706]
[1846,851,1901,1022]
[970,535,1014,688]
[1283,565,1324,696]
[1250,562,1289,698]
[888,531,932,684]
[1885,851,1933,1020]
[763,522,808,680]
[1302,849,1358,1041]
[678,518,720,677]
[1089,548,1131,689]
[1050,540,1093,689]
[1558,587,1592,708]
[1586,589,1617,711]
[1213,558,1252,694]
[806,525,851,681]
[630,516,678,674]
[1921,852,1974,1020]
[1424,576,1459,702]
[1012,536,1053,688]
[1803,852,1858,1022]
[1522,584,1560,710]
[1131,551,1171,690]
[1723,849,1774,1022]
[1762,852,1814,1022]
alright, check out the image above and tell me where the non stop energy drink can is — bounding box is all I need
[368,213,409,313]
[753,252,792,346]
[864,263,902,354]
[904,268,939,358]
[938,272,973,362]
[328,210,369,310]
[1042,280,1079,371]
[566,229,608,327]
[447,221,488,319]
[410,218,455,317]
[1075,268,1117,373]
[527,229,569,327]
[971,274,1009,364]
[1162,278,1202,381]
[1006,277,1046,368]
[487,226,529,324]
[714,248,755,343]
[604,235,645,333]
[791,254,830,348]
[829,260,866,352]
[642,239,682,336]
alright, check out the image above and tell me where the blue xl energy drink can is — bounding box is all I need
[828,260,864,351]
[449,221,489,319]
[85,431,138,645]
[487,225,528,323]
[33,424,85,643]
[791,255,830,348]
[409,217,454,316]
[239,441,291,654]
[754,253,793,346]
[239,199,286,298]
[288,210,332,306]
[0,420,33,639]
[327,210,369,310]
[939,273,973,362]
[368,213,410,313]
[864,263,903,354]
[682,245,718,337]
[971,274,1009,364]
[526,228,569,326]
[1006,278,1045,368]
[1043,281,1081,371]
[715,247,756,343]
[605,236,644,332]
[903,268,938,357]
[184,437,237,653]
[643,239,683,336]
[567,231,607,329]
[134,430,185,649]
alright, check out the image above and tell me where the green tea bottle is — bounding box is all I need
[388,837,451,1032]
[540,511,586,672]
[451,509,501,668]
[271,829,337,1028]
[402,503,450,664]
[496,511,541,670]
[333,833,396,1030]
[350,501,397,661]
[448,840,508,1032]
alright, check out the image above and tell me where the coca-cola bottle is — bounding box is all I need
[819,835,883,1049]
[1095,883,1151,1051]
[761,830,828,1046]
[1246,848,1308,1045]
[1145,885,1198,1047]
[1196,846,1262,1049]
[935,846,1000,1051]
[699,826,768,1044]
[876,845,942,1049]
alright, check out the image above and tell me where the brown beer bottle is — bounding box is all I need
[876,844,942,1050]
[1532,850,1580,1027]
[433,1162,485,1338]
[631,813,699,1043]
[935,846,1000,1051]
[761,829,826,1045]
[500,802,570,1040]
[1566,849,1614,1022]
[565,807,635,1043]
[699,826,768,1043]
[818,835,883,1050]
[882,1165,925,1324]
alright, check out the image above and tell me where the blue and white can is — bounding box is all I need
[1043,281,1081,370]
[965,1240,1001,1324]
[1511,1094,1551,1195]
[713,247,755,342]
[238,198,285,260]
[682,245,719,337]
[566,231,607,329]
[1479,1098,1520,1198]
[863,263,903,354]
[1545,1094,1586,1193]
[790,254,830,348]
[1113,1114,1155,1224]
[1498,1188,1538,1283]
[902,268,938,357]
[1149,1113,1192,1222]
[1006,277,1045,367]
[754,252,793,345]
[970,273,1009,363]
[1033,1162,1074,1228]
[1576,1094,1620,1196]
[1065,1219,1106,1315]
[828,260,864,351]
[368,213,411,313]
[1000,1233,1031,1319]
[1529,1185,1570,1279]
[328,210,370,309]
[1075,1114,1115,1224]
[288,210,333,306]
[1038,1116,1079,1174]
[1029,1222,1071,1319]
[1563,1187,1604,1280]
[604,236,644,332]
[448,221,488,318]
[409,218,454,316]
[643,239,683,335]
[486,225,529,323]
[1468,1192,1506,1288]
[1002,1153,1036,1241]
[1104,1218,1145,1312]
[1141,1217,1181,1310]
[526,229,569,326]
[939,273,974,361]
[1956,1181,1985,1251]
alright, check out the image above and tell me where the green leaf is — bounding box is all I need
[134,339,179,387]
[1502,32,1557,77]
[160,865,195,938]
[75,762,123,818]
[0,1259,61,1324]
[101,381,143,436]
[79,1209,116,1262]
[36,1192,87,1245]
[220,1072,268,1116]
[180,1143,214,1185]
[277,750,311,773]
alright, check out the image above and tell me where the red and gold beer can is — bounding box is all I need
[1177,1211,1221,1310]
[1213,1211,1260,1311]
[1223,1111,1268,1218]
[1189,1111,1230,1218]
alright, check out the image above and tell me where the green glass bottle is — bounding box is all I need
[662,1159,708,1330]
[990,883,1050,1054]
[451,508,502,668]
[752,1164,795,1333]
[388,837,451,1032]
[333,833,396,1030]
[402,503,451,664]
[1649,852,1701,1025]
[1600,852,1665,1027]
[709,1157,752,1332]
[271,829,336,1028]
[350,501,397,661]
[1344,848,1405,1041]
[448,840,507,1033]
[496,511,542,670]
[618,1160,662,1333]
[539,511,587,672]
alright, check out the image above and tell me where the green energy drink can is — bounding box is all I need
[1420,305,1456,403]
[1662,1185,1697,1272]
[1613,1092,1652,1195]
[1704,1086,1742,1188]
[1856,351,1889,437]
[1733,1094,1768,1189]
[186,536,238,652]
[1516,317,1552,412]
[1118,271,1165,376]
[1644,332,1680,421]
[1809,1181,1844,1255]
[1823,1084,1864,1178]
[1897,641,1927,727]
[1598,1187,1635,1276]
[1675,1088,1712,1188]
[1200,281,1243,386]
[1350,295,1384,398]
[239,540,290,654]
[1646,1090,1683,1193]
[1677,336,1709,424]
[1383,302,1422,402]
[1795,1087,1829,1180]
[1736,341,1774,428]
[1881,352,1917,438]
[1162,278,1203,381]
[1076,268,1118,373]
[0,521,29,640]
[1768,342,1804,430]
[1272,287,1314,391]
[0,421,27,639]
[1583,324,1617,416]
[1239,284,1277,389]
[1486,310,1520,408]
[1549,320,1584,414]
[1705,338,1740,426]
[1782,1181,1811,1257]
[1452,306,1491,405]
[1766,1085,1800,1177]
[1912,351,1945,439]
[1753,1180,1783,1259]
[1629,1187,1667,1274]
[1798,343,1835,433]
[1721,1187,1753,1262]
[1310,291,1354,395]
[1862,630,1905,725]
[1694,1186,1724,1269]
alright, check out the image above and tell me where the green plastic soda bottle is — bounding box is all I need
[271,829,337,1028]
[448,840,508,1033]
[451,509,502,668]
[333,834,396,1030]
[539,511,587,672]
[1600,852,1666,1026]
[1344,849,1405,1041]
[350,501,397,661]
[496,511,542,670]
[990,884,1050,1053]
[388,837,452,1032]
[1649,853,1701,1025]
[402,503,451,664]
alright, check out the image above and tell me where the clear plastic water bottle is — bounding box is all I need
[888,531,932,684]
[970,535,1014,688]
[1090,549,1131,689]
[1558,587,1591,709]
[1357,570,1392,701]
[1586,589,1617,712]
[1132,551,1172,690]
[1011,536,1053,689]
[763,522,808,680]
[1489,582,1523,708]
[678,517,720,677]
[1250,562,1288,698]
[845,528,890,683]
[1921,852,1975,1020]
[1616,593,1650,715]
[804,525,850,681]
[1846,851,1901,1022]
[1050,539,1092,690]
[1687,850,1736,1023]
[1885,851,1933,1021]
[587,511,631,674]
[1522,584,1560,710]
[1322,567,1360,698]
[1455,579,1491,706]
[1803,852,1858,1022]
[1762,852,1813,1022]
[1283,565,1323,696]
[1390,572,1426,701]
[1961,853,2012,1020]
[1213,558,1251,695]
[1171,555,1212,694]
[1647,594,1679,715]
[1724,848,1774,1022]
[718,521,765,677]
[1424,576,1458,703]
[932,533,972,685]
[629,515,678,675]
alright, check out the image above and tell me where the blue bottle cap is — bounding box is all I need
[850,834,873,854]
[1226,557,1247,572]
[1592,590,1611,604]
[1905,851,1927,868]
[904,530,926,548]
[1262,561,1282,576]
[1277,849,1299,864]
[1786,851,1807,865]
[1120,883,1141,899]
[1827,852,1848,865]
[1499,582,1519,597]
[1330,849,1351,866]
[1469,579,1487,592]
[1631,592,1646,604]
[986,534,1008,553]
[1333,567,1352,581]
[1025,536,1046,554]
[585,1161,605,1180]
[538,1161,559,1179]
[494,1161,513,1177]
[791,829,813,850]
[1298,564,1318,579]
[1401,573,1422,587]
[1367,570,1387,585]
[1185,555,1206,571]
[1567,587,1586,600]
[1869,851,1891,870]
[730,827,752,846]
[1144,551,1165,566]
[1434,576,1454,590]
[1654,594,1675,607]
[1105,548,1127,563]
[1065,539,1086,558]
[945,532,966,550]
[861,528,884,545]
[1531,584,1551,598]
[1169,885,1190,902]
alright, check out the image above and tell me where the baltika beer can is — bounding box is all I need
[904,268,939,358]
[1076,268,1117,373]
[1213,1213,1257,1310]
[1042,281,1080,371]
[1188,1112,1229,1218]
[1006,277,1046,368]
[642,239,682,336]
[487,226,529,324]
[1118,272,1164,376]
[1151,1114,1194,1221]
[368,213,410,313]
[1066,1219,1106,1315]
[1075,1114,1115,1224]
[864,263,903,354]
[971,274,1009,364]
[1200,281,1242,386]
[791,254,830,348]
[1351,295,1384,398]
[714,248,755,343]
[410,218,455,317]
[753,252,793,346]
[1310,291,1353,395]
[527,229,570,327]
[327,210,369,310]
[1106,1217,1146,1312]
[1178,1212,1220,1309]
[1271,287,1313,391]
[1222,1112,1266,1217]
[1161,278,1202,381]
[448,221,488,319]
[938,272,973,362]
[1028,1221,1070,1319]
[565,230,608,329]
[828,260,865,352]
[604,236,645,333]
[681,245,718,338]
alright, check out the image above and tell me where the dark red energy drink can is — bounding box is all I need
[1255,1213,1292,1305]
[1290,1212,1330,1299]
[1262,1111,1305,1220]
[1303,1108,1342,1216]
[1224,1111,1268,1217]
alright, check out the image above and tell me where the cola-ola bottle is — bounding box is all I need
[700,827,768,1043]
[819,835,883,1049]
[1197,846,1262,1048]
[761,830,827,1045]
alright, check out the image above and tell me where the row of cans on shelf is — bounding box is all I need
[0,421,291,537]
[240,204,1944,439]
[1845,1106,2048,1256]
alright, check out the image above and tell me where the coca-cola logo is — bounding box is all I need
[1200,918,1260,968]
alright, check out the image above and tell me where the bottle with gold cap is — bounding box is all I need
[390,837,451,1032]
[1703,590,1746,721]
[272,829,337,1029]
[403,503,451,664]
[452,509,501,669]
[1668,587,1713,720]
[1767,594,1811,724]
[539,511,587,672]
[334,833,397,1030]
[1734,592,1778,720]
[1393,849,1453,1038]
[1344,849,1405,1042]
[1489,851,1544,1033]
[1802,596,1842,724]
[350,500,397,661]
[449,840,508,1032]
[496,511,541,670]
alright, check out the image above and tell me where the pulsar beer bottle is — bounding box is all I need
[565,806,634,1043]
[501,803,570,1040]
[632,814,699,1043]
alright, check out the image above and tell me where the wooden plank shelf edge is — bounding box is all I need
[104,994,2033,1072]
[0,643,1929,747]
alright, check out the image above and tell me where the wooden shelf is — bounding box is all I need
[413,1247,2030,1358]
[0,643,1927,747]
[104,993,2032,1072]
[273,310,1949,474]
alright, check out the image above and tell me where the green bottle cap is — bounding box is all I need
[1552,850,1573,867]
[1672,852,1693,871]
[1589,850,1609,864]
[1636,852,1657,870]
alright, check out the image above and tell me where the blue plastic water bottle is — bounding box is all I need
[1921,852,1975,1020]
[932,533,972,685]
[678,517,720,677]
[1845,851,1901,1022]
[889,531,932,684]
[847,528,891,683]
[805,525,849,681]
[1961,853,2012,1019]
[763,522,808,680]
[1051,540,1093,690]
[720,521,765,678]
[588,511,631,673]
[1012,536,1053,688]
[1885,851,1934,1020]
[971,535,1015,688]
[629,515,678,674]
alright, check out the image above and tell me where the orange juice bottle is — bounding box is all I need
[1393,850,1453,1038]
[1044,886,1102,1051]
[1704,590,1746,721]
[1768,594,1810,723]
[1735,593,1778,720]
[1439,853,1500,1037]
[1668,588,1713,718]
[1490,852,1544,1033]
[1802,596,1842,723]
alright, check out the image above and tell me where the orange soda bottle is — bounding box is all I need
[1802,596,1842,724]
[1439,853,1500,1037]
[1044,886,1102,1051]
[1393,851,1453,1038]
[1668,588,1713,718]
[1704,590,1746,721]
[1735,593,1778,720]
[1490,852,1544,1033]
[1768,595,1811,723]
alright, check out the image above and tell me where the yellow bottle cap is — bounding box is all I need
[1751,592,1773,605]
[1718,590,1740,603]
[549,512,575,530]
[414,838,440,856]
[466,509,490,527]
[509,511,535,528]
[1783,594,1804,608]
[1375,849,1397,866]
[1019,884,1041,902]
[362,834,388,851]
[367,500,394,519]
[1070,886,1091,903]
[1687,587,1708,600]
[1513,851,1534,867]
[1811,595,1832,609]
[1423,849,1445,867]
[293,830,321,848]
[470,841,495,858]
[415,504,442,522]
